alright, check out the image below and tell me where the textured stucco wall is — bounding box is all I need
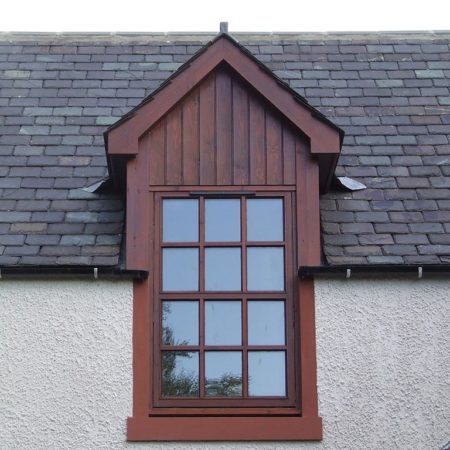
[0,278,449,450]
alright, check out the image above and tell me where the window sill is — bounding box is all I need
[127,415,322,441]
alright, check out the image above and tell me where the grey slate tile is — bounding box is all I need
[1,32,450,265]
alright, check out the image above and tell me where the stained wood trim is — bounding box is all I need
[107,38,226,156]
[132,278,151,417]
[148,185,295,192]
[220,38,340,155]
[215,69,233,185]
[295,136,321,266]
[199,74,216,184]
[298,277,319,417]
[127,416,322,441]
[147,406,300,416]
[126,144,151,270]
[165,108,183,185]
[182,89,200,184]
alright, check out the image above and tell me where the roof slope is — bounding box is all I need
[0,32,449,266]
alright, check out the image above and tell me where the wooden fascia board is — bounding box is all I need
[220,39,341,156]
[107,36,341,160]
[107,39,227,157]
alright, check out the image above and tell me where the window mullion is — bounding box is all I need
[199,298,205,398]
[199,196,205,292]
[199,197,205,397]
[242,298,249,398]
[241,195,247,293]
[241,195,249,397]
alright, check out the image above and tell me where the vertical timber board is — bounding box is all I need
[148,121,165,186]
[282,125,296,185]
[182,89,200,185]
[295,136,321,266]
[216,69,233,185]
[232,78,249,185]
[266,110,283,185]
[249,96,266,184]
[166,108,183,185]
[146,68,302,190]
[199,73,216,184]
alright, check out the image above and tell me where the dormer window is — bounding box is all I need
[104,33,343,441]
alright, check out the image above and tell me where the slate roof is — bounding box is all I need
[0,31,449,266]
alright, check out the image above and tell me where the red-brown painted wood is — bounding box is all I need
[283,126,296,185]
[147,121,165,186]
[182,89,200,185]
[145,68,302,188]
[266,110,283,185]
[232,78,249,185]
[295,136,321,266]
[298,278,319,417]
[128,416,322,441]
[132,278,151,417]
[199,73,216,185]
[126,135,150,270]
[215,69,233,185]
[249,96,266,184]
[165,108,182,185]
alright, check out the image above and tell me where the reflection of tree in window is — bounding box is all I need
[162,303,199,396]
[162,352,199,397]
[162,302,175,345]
[205,373,242,397]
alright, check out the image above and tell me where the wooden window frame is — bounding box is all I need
[127,186,322,441]
[154,192,294,409]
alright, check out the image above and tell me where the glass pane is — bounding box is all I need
[163,199,198,242]
[162,248,199,291]
[162,351,199,397]
[248,301,285,345]
[205,247,241,291]
[205,199,241,242]
[247,247,284,291]
[248,351,286,396]
[247,198,283,241]
[162,301,199,346]
[205,351,242,397]
[205,301,241,345]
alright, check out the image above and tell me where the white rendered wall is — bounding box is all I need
[0,278,449,450]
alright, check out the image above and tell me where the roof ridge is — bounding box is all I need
[1,30,450,43]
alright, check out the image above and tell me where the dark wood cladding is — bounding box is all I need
[140,67,305,187]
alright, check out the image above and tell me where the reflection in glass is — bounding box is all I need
[205,351,242,397]
[248,301,285,345]
[205,301,241,345]
[162,351,199,397]
[248,351,286,396]
[205,247,241,291]
[162,301,199,345]
[163,199,198,242]
[247,247,284,291]
[247,198,283,241]
[205,199,241,242]
[162,248,199,291]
